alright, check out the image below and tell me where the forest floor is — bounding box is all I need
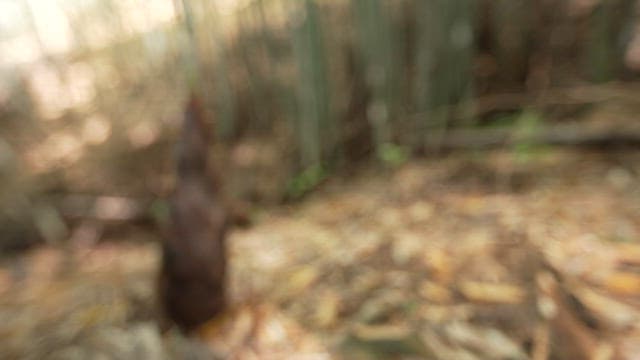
[1,148,640,359]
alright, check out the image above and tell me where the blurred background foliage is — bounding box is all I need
[1,0,640,251]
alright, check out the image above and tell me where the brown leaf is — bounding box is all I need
[443,323,527,360]
[423,248,453,283]
[284,266,320,295]
[419,281,454,303]
[614,243,640,268]
[570,285,640,330]
[458,281,526,304]
[531,323,550,360]
[313,291,341,328]
[407,201,434,223]
[601,272,640,297]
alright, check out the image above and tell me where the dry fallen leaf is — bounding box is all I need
[282,265,320,296]
[313,290,341,328]
[570,285,640,330]
[419,281,453,303]
[614,243,640,267]
[422,248,453,283]
[443,322,528,360]
[344,324,432,359]
[200,304,329,359]
[601,272,640,297]
[458,281,526,304]
[407,201,434,223]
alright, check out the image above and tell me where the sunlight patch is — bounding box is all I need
[127,121,160,148]
[82,114,112,145]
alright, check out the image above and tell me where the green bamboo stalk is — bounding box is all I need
[235,3,270,132]
[584,0,634,82]
[178,0,202,92]
[352,0,396,156]
[414,0,475,151]
[292,0,330,167]
[208,4,236,140]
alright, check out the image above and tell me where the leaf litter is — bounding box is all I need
[1,149,640,359]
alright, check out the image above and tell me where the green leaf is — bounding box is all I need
[286,164,328,199]
[378,143,408,167]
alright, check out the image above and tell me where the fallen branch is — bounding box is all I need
[410,82,640,122]
[536,272,614,360]
[423,123,640,150]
